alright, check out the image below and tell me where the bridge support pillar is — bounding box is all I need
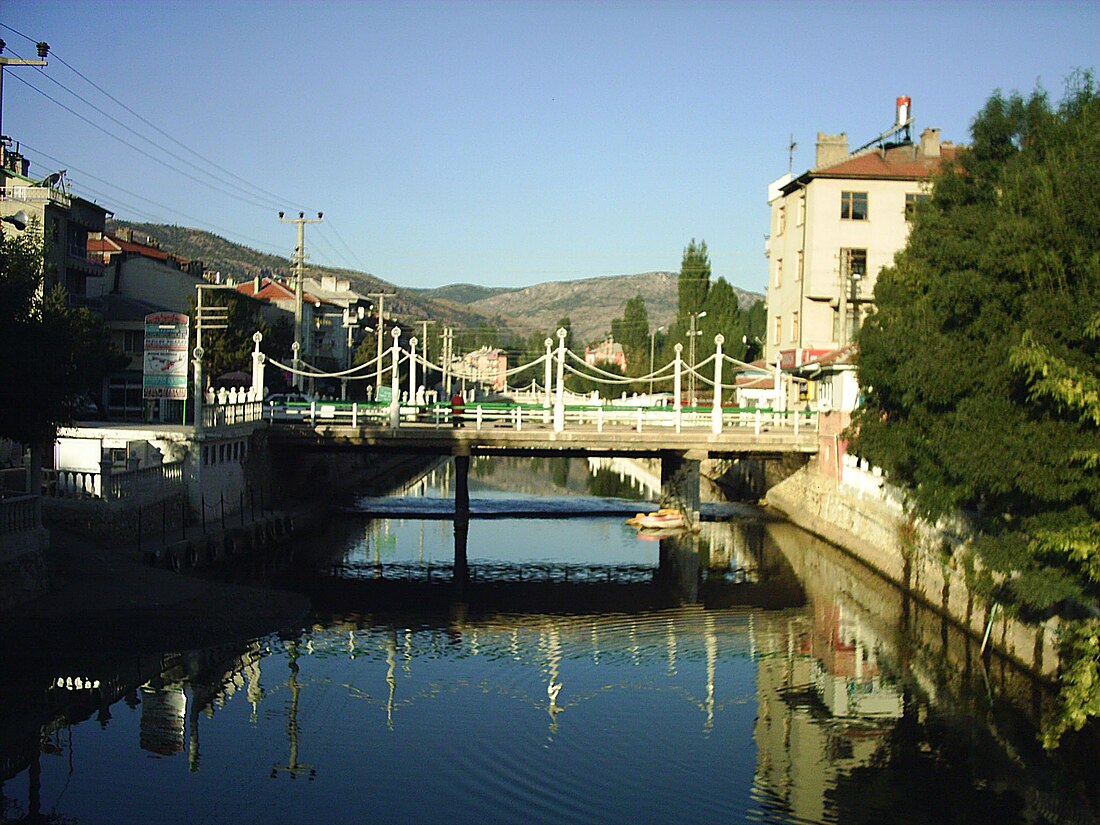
[660,452,701,520]
[453,452,470,587]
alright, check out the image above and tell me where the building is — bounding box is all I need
[458,347,508,392]
[584,339,627,373]
[764,98,958,367]
[86,229,207,420]
[1,145,109,307]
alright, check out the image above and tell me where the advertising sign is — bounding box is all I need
[143,312,190,400]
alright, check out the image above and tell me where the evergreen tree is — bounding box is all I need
[677,239,711,321]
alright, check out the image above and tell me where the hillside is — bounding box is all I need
[108,221,763,345]
[456,272,763,344]
[107,220,497,331]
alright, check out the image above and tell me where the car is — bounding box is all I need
[265,392,311,405]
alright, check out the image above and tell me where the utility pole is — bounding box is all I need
[0,39,49,146]
[418,320,430,372]
[279,211,323,389]
[367,291,395,393]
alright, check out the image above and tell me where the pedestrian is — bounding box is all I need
[450,391,465,428]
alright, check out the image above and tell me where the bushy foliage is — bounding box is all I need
[853,73,1100,746]
[0,226,122,445]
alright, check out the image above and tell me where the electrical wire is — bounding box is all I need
[0,23,314,214]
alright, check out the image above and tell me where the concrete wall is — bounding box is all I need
[765,460,1061,679]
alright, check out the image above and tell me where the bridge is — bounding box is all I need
[186,327,819,517]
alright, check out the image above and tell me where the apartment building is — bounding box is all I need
[1,146,108,306]
[764,101,958,367]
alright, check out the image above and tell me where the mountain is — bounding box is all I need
[108,221,763,345]
[441,272,763,344]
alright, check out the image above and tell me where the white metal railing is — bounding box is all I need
[265,398,818,435]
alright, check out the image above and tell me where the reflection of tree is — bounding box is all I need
[828,700,1044,824]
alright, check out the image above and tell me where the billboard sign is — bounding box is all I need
[143,312,190,400]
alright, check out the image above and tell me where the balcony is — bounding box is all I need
[0,185,70,209]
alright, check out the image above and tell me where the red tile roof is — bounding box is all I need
[813,144,960,180]
[236,277,328,305]
[88,235,187,263]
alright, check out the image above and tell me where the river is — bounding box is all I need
[0,457,1095,824]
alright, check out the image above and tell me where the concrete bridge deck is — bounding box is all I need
[269,420,819,459]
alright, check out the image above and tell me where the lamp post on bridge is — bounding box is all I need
[687,311,706,407]
[553,328,567,433]
[649,325,667,398]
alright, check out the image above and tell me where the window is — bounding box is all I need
[774,315,782,345]
[791,311,800,343]
[841,248,868,281]
[796,250,804,281]
[796,194,805,226]
[776,204,786,236]
[775,258,783,288]
[841,191,868,220]
[123,329,143,353]
[905,192,929,219]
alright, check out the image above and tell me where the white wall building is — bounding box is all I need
[765,101,958,368]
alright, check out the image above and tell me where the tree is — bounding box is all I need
[677,239,711,321]
[852,74,1100,746]
[190,292,275,383]
[0,225,121,446]
[610,294,650,381]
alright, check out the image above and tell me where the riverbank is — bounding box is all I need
[765,461,1062,680]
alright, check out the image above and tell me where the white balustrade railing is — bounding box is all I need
[43,461,185,502]
[0,495,41,536]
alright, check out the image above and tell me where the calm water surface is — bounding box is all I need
[1,458,1095,824]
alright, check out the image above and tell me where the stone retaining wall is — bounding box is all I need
[765,462,1061,680]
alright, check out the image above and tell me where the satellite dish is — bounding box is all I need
[37,170,66,188]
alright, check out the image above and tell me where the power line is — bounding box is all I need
[18,141,291,256]
[0,22,313,213]
[7,72,279,212]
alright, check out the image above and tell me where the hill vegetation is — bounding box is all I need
[109,220,763,349]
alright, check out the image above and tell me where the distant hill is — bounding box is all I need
[410,283,515,304]
[108,221,763,346]
[107,220,496,330]
[455,272,763,344]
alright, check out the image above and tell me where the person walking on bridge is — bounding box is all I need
[450,391,465,428]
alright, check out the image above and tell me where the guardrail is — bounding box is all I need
[266,399,818,435]
[0,495,41,536]
[43,461,185,502]
[203,401,265,428]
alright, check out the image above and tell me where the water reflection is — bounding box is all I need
[0,458,1095,825]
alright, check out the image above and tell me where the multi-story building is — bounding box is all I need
[1,146,108,307]
[86,229,207,420]
[764,100,958,367]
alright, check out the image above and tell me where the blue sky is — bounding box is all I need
[2,0,1096,292]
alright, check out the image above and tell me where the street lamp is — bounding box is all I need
[649,325,667,397]
[1,210,28,233]
[688,311,707,405]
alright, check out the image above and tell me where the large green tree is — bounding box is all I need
[853,75,1100,745]
[0,226,121,445]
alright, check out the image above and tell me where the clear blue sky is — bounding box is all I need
[3,0,1096,292]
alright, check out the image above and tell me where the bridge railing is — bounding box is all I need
[266,399,818,434]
